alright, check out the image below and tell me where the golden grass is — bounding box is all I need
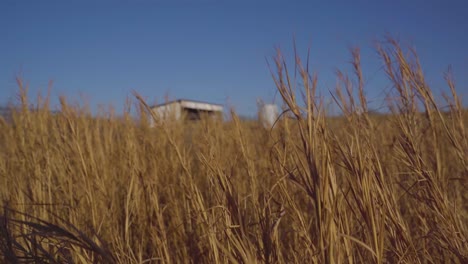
[0,39,467,263]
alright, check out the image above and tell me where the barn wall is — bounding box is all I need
[152,102,182,121]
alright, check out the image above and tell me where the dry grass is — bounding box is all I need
[0,39,467,263]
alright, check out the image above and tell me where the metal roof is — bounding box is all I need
[151,99,223,109]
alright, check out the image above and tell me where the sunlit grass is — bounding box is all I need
[0,39,466,263]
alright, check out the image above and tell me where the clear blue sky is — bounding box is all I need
[1,0,467,116]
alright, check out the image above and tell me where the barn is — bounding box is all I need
[150,99,223,123]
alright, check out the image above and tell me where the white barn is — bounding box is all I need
[150,99,223,123]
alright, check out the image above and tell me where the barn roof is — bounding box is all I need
[151,99,223,112]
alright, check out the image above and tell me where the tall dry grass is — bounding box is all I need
[0,39,466,263]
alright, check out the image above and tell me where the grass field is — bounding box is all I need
[0,40,467,263]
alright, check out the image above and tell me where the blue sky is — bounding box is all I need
[1,0,467,116]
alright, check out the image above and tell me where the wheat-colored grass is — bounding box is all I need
[0,39,466,263]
